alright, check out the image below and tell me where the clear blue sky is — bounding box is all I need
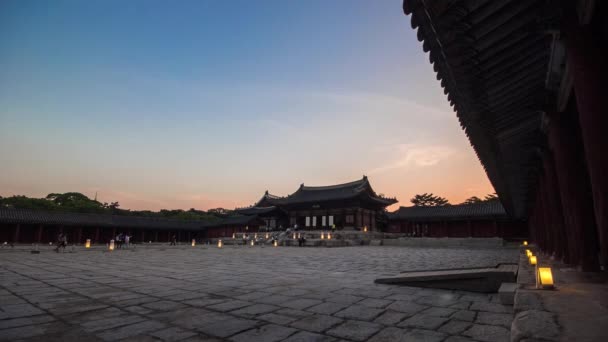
[0,0,493,210]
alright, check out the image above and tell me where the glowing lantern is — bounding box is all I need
[232,233,236,239]
[298,233,301,239]
[529,255,537,265]
[363,226,368,232]
[327,233,332,240]
[250,240,254,246]
[525,249,532,258]
[191,239,196,247]
[273,240,278,247]
[293,232,296,239]
[254,233,257,239]
[537,267,554,289]
[265,233,269,239]
[109,239,115,251]
[218,240,223,248]
[85,239,91,248]
[321,232,325,240]
[523,240,528,246]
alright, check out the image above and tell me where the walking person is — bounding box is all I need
[54,232,67,253]
[170,234,177,246]
[116,233,123,249]
[124,234,130,249]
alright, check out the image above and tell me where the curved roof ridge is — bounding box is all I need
[300,176,367,191]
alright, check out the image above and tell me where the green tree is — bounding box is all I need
[484,193,499,202]
[410,193,450,207]
[462,196,483,205]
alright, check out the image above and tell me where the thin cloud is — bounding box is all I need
[369,143,457,174]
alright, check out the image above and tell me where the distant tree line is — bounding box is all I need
[409,192,500,207]
[0,192,234,222]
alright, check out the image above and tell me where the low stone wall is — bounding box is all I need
[382,237,505,248]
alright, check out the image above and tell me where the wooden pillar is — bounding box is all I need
[111,227,116,241]
[371,211,376,231]
[547,109,600,271]
[94,227,100,243]
[141,229,145,243]
[154,231,159,242]
[467,220,472,237]
[13,224,20,244]
[542,152,569,262]
[565,23,608,268]
[36,225,43,243]
[354,208,361,229]
[77,227,83,244]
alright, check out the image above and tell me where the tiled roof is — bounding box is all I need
[403,0,558,218]
[234,206,281,215]
[255,176,397,207]
[0,208,204,231]
[388,201,507,221]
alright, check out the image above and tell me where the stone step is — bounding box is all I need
[374,263,518,293]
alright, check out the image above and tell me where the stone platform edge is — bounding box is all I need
[510,247,561,342]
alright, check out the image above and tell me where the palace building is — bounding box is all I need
[234,176,398,231]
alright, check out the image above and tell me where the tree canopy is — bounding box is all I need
[461,193,500,205]
[410,193,450,207]
[0,192,229,222]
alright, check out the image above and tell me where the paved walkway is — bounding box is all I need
[0,245,518,342]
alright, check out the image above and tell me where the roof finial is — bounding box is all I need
[300,183,304,188]
[265,190,268,195]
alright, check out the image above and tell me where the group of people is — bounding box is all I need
[114,233,131,249]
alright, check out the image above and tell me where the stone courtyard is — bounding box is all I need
[1,245,518,342]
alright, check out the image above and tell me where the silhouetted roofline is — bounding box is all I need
[0,207,205,231]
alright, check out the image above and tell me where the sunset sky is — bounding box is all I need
[0,0,494,211]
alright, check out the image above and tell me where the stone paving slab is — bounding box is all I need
[0,245,518,341]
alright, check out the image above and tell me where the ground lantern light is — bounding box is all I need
[321,232,325,240]
[525,249,532,258]
[85,239,91,248]
[250,240,254,246]
[191,239,196,247]
[537,267,554,289]
[109,239,115,251]
[327,232,332,240]
[218,240,223,248]
[273,240,278,247]
[254,233,257,239]
[363,226,368,232]
[232,233,235,239]
[293,232,296,239]
[265,233,269,239]
[523,240,528,246]
[529,255,537,265]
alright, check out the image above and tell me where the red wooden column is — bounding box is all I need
[371,211,376,231]
[13,224,21,244]
[77,227,83,244]
[94,227,100,244]
[140,230,145,243]
[354,209,361,229]
[565,23,608,268]
[547,110,600,271]
[542,152,569,262]
[36,225,43,243]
